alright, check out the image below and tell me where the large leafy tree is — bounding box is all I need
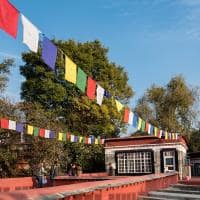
[20,39,133,137]
[135,75,198,134]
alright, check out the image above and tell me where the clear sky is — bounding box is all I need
[0,0,199,129]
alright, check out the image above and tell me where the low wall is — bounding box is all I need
[0,172,178,200]
[0,177,36,192]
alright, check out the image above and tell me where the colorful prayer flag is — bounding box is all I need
[115,100,123,112]
[0,118,8,129]
[44,129,50,138]
[145,122,149,133]
[21,14,40,52]
[58,132,63,141]
[104,90,111,98]
[96,85,105,105]
[39,128,45,137]
[16,123,24,132]
[62,133,66,141]
[0,0,19,38]
[128,111,133,125]
[76,67,87,92]
[27,125,33,135]
[150,125,154,135]
[165,131,168,140]
[137,117,142,130]
[33,127,39,136]
[86,77,96,100]
[133,113,138,128]
[95,138,98,144]
[42,36,57,70]
[49,131,55,139]
[154,127,158,137]
[148,124,151,134]
[123,108,129,123]
[8,120,16,130]
[70,134,74,142]
[141,120,146,132]
[65,56,77,84]
[79,136,83,143]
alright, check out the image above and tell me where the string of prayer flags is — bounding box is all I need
[16,123,24,132]
[27,125,34,135]
[87,77,96,100]
[42,36,57,70]
[123,108,130,123]
[8,120,16,130]
[65,56,77,84]
[76,67,87,92]
[0,0,19,38]
[96,85,105,105]
[21,14,40,53]
[115,100,124,112]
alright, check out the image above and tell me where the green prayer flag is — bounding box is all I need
[141,120,146,131]
[76,67,87,92]
[63,133,66,141]
[33,127,39,136]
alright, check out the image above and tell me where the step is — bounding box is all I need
[149,191,200,200]
[138,195,177,200]
[159,187,200,195]
[172,184,200,191]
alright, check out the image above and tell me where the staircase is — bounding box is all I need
[138,183,200,200]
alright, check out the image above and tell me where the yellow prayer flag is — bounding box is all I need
[65,56,77,84]
[154,127,158,137]
[115,100,124,112]
[58,132,63,141]
[137,117,142,130]
[172,133,175,140]
[165,131,168,139]
[95,138,98,144]
[27,125,33,135]
[79,136,83,143]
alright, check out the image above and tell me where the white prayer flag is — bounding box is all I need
[21,14,40,52]
[70,134,74,142]
[44,129,50,138]
[96,85,104,105]
[148,124,151,134]
[128,111,133,125]
[8,120,16,130]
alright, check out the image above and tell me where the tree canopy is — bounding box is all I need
[135,75,198,134]
[20,39,134,138]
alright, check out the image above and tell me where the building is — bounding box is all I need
[188,152,200,176]
[104,135,189,179]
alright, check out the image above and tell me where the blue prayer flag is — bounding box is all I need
[42,36,57,70]
[133,113,138,128]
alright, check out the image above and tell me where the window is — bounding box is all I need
[117,151,153,174]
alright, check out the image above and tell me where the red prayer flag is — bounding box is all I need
[86,77,96,100]
[39,128,45,137]
[145,122,149,132]
[67,132,71,140]
[0,118,9,129]
[0,0,19,38]
[123,108,129,123]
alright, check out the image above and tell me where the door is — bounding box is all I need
[163,151,175,172]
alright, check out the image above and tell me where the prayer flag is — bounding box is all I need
[70,134,74,142]
[16,123,24,132]
[96,85,105,105]
[150,125,154,135]
[104,90,111,98]
[95,138,98,144]
[100,138,105,144]
[0,118,8,129]
[62,133,66,141]
[175,133,178,140]
[128,111,133,125]
[44,129,50,138]
[76,67,87,92]
[137,117,142,130]
[42,36,57,70]
[123,108,129,123]
[148,124,151,134]
[87,77,96,100]
[172,133,175,140]
[79,136,83,143]
[33,127,39,136]
[67,132,71,140]
[133,113,138,128]
[21,14,40,52]
[154,127,158,137]
[58,132,63,141]
[157,129,161,138]
[115,100,123,112]
[0,0,19,38]
[50,131,55,139]
[145,122,149,133]
[88,137,92,144]
[141,120,146,131]
[27,125,33,135]
[39,128,45,137]
[8,120,16,130]
[165,131,168,140]
[65,56,77,84]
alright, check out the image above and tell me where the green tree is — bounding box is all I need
[135,75,197,133]
[20,39,134,137]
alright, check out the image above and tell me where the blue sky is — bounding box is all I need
[0,0,199,129]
